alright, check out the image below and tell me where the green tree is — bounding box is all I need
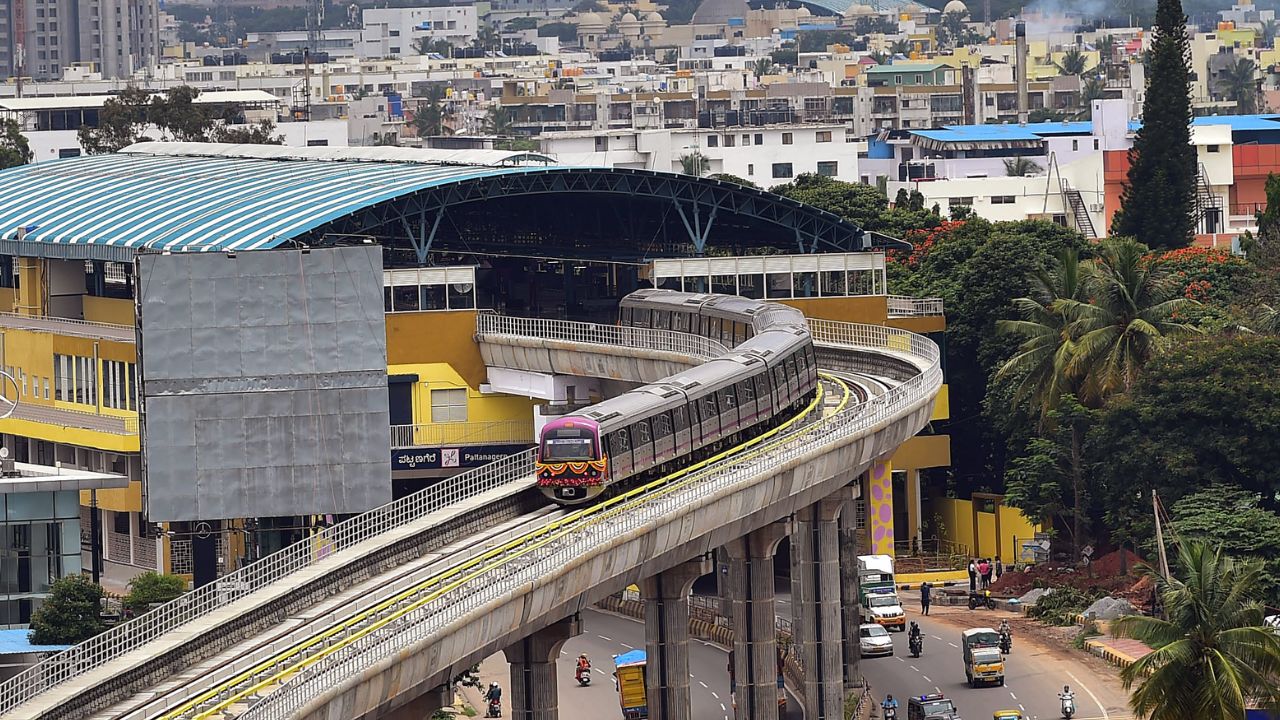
[940,11,968,49]
[1059,237,1199,402]
[483,106,516,138]
[1079,74,1106,111]
[538,22,578,41]
[124,572,186,614]
[0,118,32,169]
[412,37,454,55]
[1114,0,1196,249]
[1095,34,1116,63]
[1003,156,1042,176]
[79,85,153,154]
[414,85,450,137]
[1221,57,1260,114]
[707,172,757,188]
[1263,19,1278,49]
[1111,542,1280,720]
[29,575,106,645]
[211,120,282,144]
[1054,47,1090,75]
[678,151,710,177]
[1245,171,1280,269]
[752,57,775,78]
[769,174,888,230]
[1003,395,1097,553]
[1170,485,1280,606]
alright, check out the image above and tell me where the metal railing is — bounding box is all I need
[0,447,537,716]
[477,313,730,360]
[10,402,139,435]
[885,296,944,318]
[240,321,941,719]
[389,420,534,449]
[0,311,135,341]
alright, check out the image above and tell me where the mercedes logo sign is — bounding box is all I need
[0,370,18,420]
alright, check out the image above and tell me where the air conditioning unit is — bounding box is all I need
[1088,204,1104,212]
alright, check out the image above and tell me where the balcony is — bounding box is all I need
[887,295,944,317]
[390,419,534,449]
[9,402,138,435]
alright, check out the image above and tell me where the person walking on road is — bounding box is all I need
[978,558,991,588]
[920,581,932,616]
[968,559,977,592]
[995,557,1004,582]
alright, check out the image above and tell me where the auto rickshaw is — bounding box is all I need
[994,711,1026,720]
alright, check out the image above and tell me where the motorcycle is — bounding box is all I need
[576,662,592,686]
[486,698,502,718]
[1060,693,1076,719]
[968,591,997,610]
[883,705,897,720]
[1000,631,1012,654]
[909,633,923,658]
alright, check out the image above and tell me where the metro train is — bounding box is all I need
[535,290,818,505]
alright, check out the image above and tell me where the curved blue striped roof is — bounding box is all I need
[0,150,549,255]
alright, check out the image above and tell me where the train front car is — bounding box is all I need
[536,417,608,504]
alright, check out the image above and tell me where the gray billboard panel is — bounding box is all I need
[138,246,391,522]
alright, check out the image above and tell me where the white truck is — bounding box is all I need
[858,555,905,631]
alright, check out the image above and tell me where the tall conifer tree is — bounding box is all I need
[1114,0,1196,248]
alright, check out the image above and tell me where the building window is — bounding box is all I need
[948,197,973,206]
[1207,144,1220,153]
[102,360,133,410]
[706,135,718,147]
[741,134,750,146]
[816,161,838,177]
[754,133,763,144]
[430,388,468,422]
[747,163,754,176]
[724,134,735,147]
[54,354,72,402]
[815,130,832,143]
[1093,138,1099,150]
[991,195,1016,204]
[781,132,793,145]
[772,162,794,178]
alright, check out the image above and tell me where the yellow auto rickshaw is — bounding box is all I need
[994,711,1025,720]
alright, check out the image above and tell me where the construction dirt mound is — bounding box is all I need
[988,549,1146,598]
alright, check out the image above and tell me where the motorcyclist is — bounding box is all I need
[999,618,1013,651]
[485,681,502,706]
[576,653,591,681]
[1058,685,1074,702]
[999,619,1012,637]
[882,693,899,718]
[1059,684,1076,717]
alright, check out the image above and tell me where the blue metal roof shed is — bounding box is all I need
[0,143,887,263]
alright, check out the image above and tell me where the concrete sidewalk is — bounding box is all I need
[1083,636,1154,669]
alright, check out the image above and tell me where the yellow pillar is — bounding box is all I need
[15,257,44,316]
[904,469,921,552]
[867,459,894,556]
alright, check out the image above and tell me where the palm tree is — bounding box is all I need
[752,57,775,79]
[941,10,968,49]
[1111,542,1280,720]
[1095,34,1115,64]
[1079,74,1106,109]
[1058,237,1200,403]
[413,85,450,137]
[1254,303,1280,333]
[890,39,910,56]
[483,106,516,137]
[678,151,710,177]
[996,250,1087,553]
[1263,20,1278,49]
[1221,57,1260,115]
[1003,157,1043,176]
[1055,47,1090,76]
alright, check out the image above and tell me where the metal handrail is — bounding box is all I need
[477,314,730,360]
[389,420,534,449]
[884,296,944,318]
[0,311,135,341]
[0,315,727,714]
[241,321,941,719]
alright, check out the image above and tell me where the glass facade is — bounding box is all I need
[0,490,82,627]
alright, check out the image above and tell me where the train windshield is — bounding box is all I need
[542,437,594,461]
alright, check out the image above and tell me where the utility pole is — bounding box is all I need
[15,0,25,97]
[302,0,324,121]
[1152,490,1170,580]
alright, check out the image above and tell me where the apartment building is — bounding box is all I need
[0,0,160,81]
[358,6,478,59]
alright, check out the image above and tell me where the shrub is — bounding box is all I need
[29,575,106,645]
[1028,586,1104,626]
[124,572,186,614]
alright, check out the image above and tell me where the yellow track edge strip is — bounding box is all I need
[176,375,850,720]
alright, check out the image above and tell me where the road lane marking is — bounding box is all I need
[922,675,931,683]
[1067,670,1111,720]
[720,703,727,711]
[930,635,943,641]
[712,692,720,700]
[594,668,607,675]
[700,681,709,689]
[896,656,906,662]
[948,642,959,648]
[598,635,613,641]
[934,686,941,694]
[910,665,919,672]
[1019,705,1025,712]
[1010,692,1018,700]
[620,643,634,649]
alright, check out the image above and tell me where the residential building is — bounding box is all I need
[0,0,160,81]
[359,6,478,59]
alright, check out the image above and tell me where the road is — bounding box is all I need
[473,607,801,720]
[471,596,1128,720]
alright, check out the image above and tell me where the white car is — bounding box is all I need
[859,623,894,657]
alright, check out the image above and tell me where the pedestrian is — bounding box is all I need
[920,581,931,616]
[978,558,991,588]
[995,557,1004,581]
[968,558,977,592]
